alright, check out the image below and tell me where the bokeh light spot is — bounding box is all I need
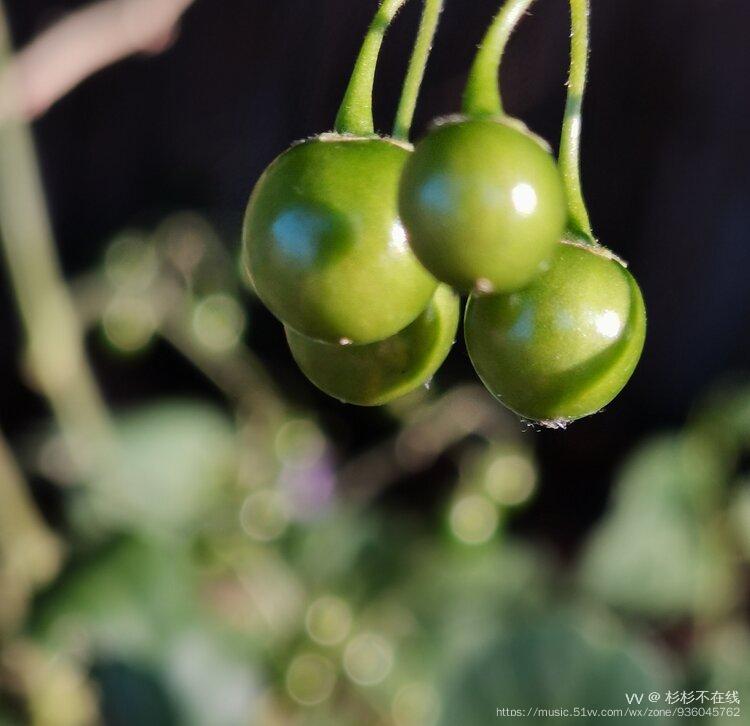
[102,296,157,352]
[275,419,326,467]
[104,232,157,291]
[240,489,289,542]
[484,452,537,506]
[285,653,336,706]
[306,596,353,646]
[343,632,394,686]
[192,293,246,352]
[449,494,498,545]
[392,682,441,726]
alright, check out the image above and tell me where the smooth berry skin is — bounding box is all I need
[464,243,646,425]
[399,117,567,294]
[285,285,459,406]
[243,135,437,345]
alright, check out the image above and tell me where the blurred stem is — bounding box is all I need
[341,385,510,504]
[159,300,286,427]
[0,428,63,602]
[392,0,444,140]
[335,0,409,136]
[72,272,286,428]
[462,0,535,117]
[0,4,115,474]
[559,0,594,240]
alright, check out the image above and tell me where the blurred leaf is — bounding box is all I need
[92,660,179,726]
[690,381,750,462]
[163,631,259,726]
[403,541,549,671]
[0,710,20,726]
[727,480,750,560]
[71,400,237,539]
[31,538,197,662]
[286,508,410,602]
[31,539,260,726]
[438,612,675,726]
[578,434,737,619]
[692,624,750,725]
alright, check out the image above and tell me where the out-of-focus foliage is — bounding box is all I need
[70,401,238,540]
[440,612,674,725]
[578,433,737,619]
[1,214,749,725]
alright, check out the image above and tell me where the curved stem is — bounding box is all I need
[462,0,535,118]
[335,0,409,136]
[392,0,444,140]
[559,0,593,240]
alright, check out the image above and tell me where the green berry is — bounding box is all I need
[464,243,646,425]
[243,135,437,344]
[399,117,567,294]
[286,285,459,406]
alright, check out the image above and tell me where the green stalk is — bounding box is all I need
[392,0,444,140]
[0,4,115,474]
[462,0,535,117]
[559,0,594,240]
[335,0,409,136]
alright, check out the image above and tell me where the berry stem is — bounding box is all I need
[559,0,594,240]
[392,0,444,140]
[335,0,409,136]
[462,0,535,118]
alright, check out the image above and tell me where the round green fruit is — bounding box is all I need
[243,134,437,344]
[286,285,459,406]
[399,117,567,294]
[464,243,646,425]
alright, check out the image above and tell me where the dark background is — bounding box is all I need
[2,0,749,549]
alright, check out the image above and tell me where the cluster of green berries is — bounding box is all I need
[242,1,645,426]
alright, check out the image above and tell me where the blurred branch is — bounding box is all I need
[0,641,99,724]
[160,302,286,425]
[0,428,63,632]
[0,4,116,474]
[0,0,196,121]
[73,271,286,426]
[340,385,512,504]
[157,281,287,427]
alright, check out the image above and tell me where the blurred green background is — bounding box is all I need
[1,215,749,725]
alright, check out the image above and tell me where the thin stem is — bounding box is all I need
[335,0,408,136]
[559,0,593,240]
[392,0,444,140]
[462,0,535,117]
[0,4,115,474]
